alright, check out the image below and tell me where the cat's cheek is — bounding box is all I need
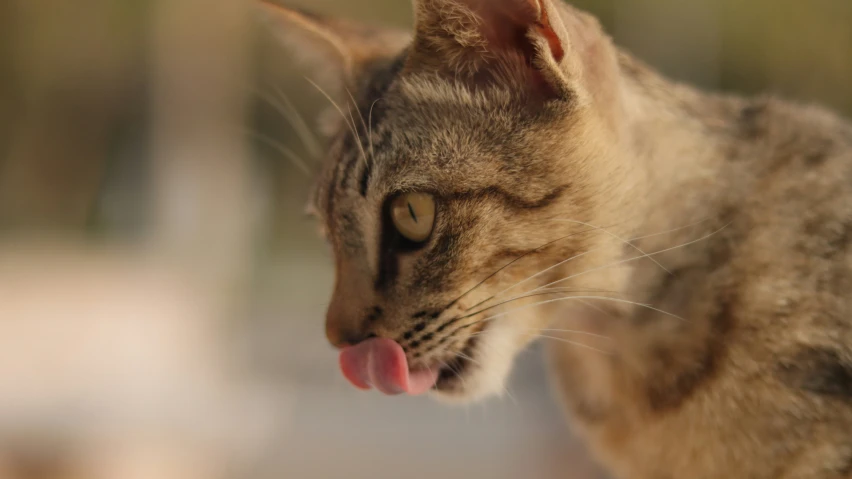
[431,321,523,405]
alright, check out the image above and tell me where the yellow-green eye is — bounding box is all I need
[390,193,435,243]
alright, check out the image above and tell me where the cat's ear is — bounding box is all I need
[406,0,616,104]
[256,1,410,98]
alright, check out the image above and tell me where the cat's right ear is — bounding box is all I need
[256,1,410,98]
[405,0,622,122]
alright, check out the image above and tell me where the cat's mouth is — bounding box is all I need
[433,336,478,391]
[338,336,479,396]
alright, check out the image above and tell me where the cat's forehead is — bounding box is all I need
[386,77,526,141]
[356,50,544,148]
[366,75,559,180]
[312,52,570,220]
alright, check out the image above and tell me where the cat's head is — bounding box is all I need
[262,0,629,402]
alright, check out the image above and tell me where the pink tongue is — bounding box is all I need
[339,338,439,395]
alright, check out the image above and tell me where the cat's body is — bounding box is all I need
[263,1,852,477]
[549,60,852,478]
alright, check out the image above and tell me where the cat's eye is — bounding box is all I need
[390,193,435,243]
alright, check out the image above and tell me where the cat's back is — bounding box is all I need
[593,98,852,479]
[676,96,852,397]
[730,96,852,197]
[726,98,852,307]
[721,97,852,412]
[648,95,852,328]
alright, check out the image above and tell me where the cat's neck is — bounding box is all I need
[552,52,748,342]
[614,52,744,242]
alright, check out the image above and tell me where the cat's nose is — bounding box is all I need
[325,290,379,349]
[325,260,380,348]
[327,328,376,349]
[326,315,375,349]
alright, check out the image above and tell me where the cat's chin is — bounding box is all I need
[429,321,523,405]
[430,375,509,404]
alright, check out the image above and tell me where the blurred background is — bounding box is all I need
[0,0,850,478]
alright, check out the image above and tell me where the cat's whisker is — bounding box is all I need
[250,85,323,159]
[453,348,518,404]
[272,85,323,158]
[435,288,619,338]
[539,328,613,340]
[463,248,601,314]
[435,292,618,348]
[629,216,714,242]
[459,288,624,326]
[550,218,673,276]
[346,106,369,167]
[574,298,615,318]
[465,321,613,355]
[457,295,683,336]
[530,334,613,355]
[305,77,368,166]
[367,98,381,166]
[454,350,480,366]
[243,128,313,176]
[438,288,620,344]
[530,222,732,294]
[456,226,605,313]
[464,217,714,314]
[345,87,372,168]
[469,327,612,341]
[437,359,467,389]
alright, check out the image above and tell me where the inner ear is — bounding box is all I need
[476,0,564,64]
[408,0,573,100]
[533,2,566,63]
[473,0,568,99]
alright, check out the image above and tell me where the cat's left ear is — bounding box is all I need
[256,1,410,98]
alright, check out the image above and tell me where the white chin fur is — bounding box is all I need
[430,319,522,404]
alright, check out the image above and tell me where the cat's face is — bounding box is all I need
[263,0,623,401]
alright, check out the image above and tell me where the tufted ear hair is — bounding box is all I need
[256,1,411,99]
[405,0,620,109]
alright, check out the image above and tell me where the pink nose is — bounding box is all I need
[325,260,377,348]
[326,317,357,349]
[325,294,375,349]
[326,320,376,349]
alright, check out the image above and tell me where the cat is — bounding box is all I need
[260,0,852,477]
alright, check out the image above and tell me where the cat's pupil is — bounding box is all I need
[408,203,418,223]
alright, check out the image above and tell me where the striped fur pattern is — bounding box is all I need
[262,1,852,477]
